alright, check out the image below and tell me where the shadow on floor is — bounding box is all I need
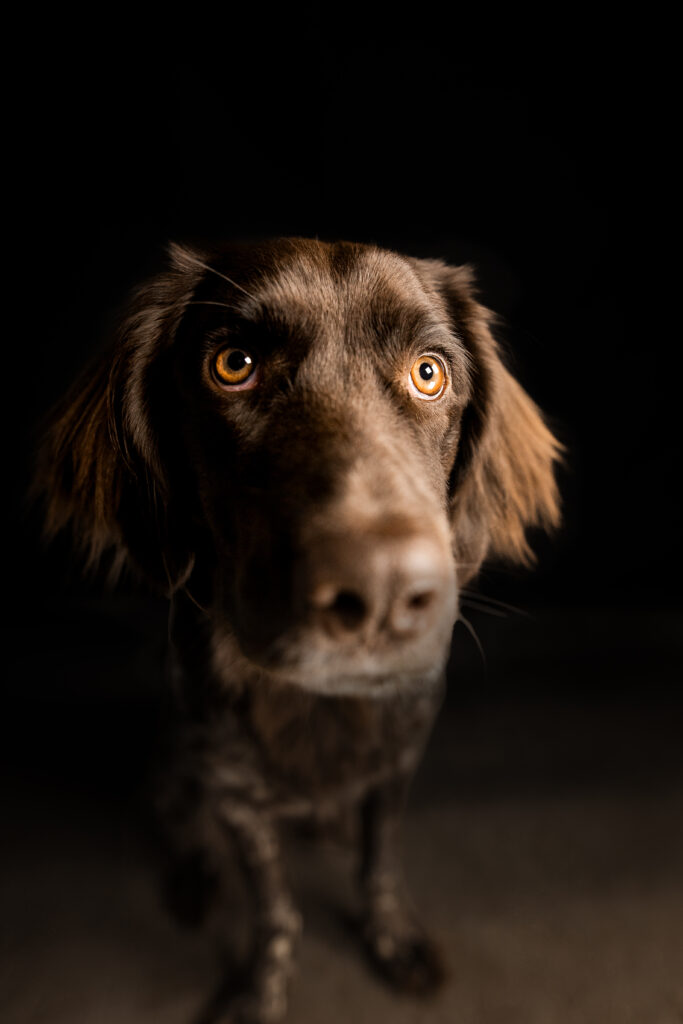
[2,601,682,1023]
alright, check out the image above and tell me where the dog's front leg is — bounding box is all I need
[360,778,444,996]
[215,802,301,1024]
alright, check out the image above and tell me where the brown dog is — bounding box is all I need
[37,238,560,1022]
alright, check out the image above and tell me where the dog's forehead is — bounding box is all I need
[235,244,445,340]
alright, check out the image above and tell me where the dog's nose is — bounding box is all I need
[303,531,451,641]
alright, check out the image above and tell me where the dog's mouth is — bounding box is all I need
[212,590,458,699]
[214,511,459,697]
[258,657,449,699]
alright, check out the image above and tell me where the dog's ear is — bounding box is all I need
[414,259,562,585]
[35,243,205,593]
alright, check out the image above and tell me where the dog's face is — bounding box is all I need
[175,241,468,694]
[39,239,561,697]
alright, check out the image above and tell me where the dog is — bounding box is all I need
[36,238,561,1022]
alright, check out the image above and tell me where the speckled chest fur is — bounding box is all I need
[166,591,442,819]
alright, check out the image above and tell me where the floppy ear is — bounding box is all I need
[35,243,205,593]
[414,259,562,585]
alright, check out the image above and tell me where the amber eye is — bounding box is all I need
[213,347,257,387]
[409,354,447,399]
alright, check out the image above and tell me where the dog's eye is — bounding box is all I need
[409,354,447,399]
[213,347,258,388]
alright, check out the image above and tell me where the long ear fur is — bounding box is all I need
[34,243,204,593]
[414,259,562,583]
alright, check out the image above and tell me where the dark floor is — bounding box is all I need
[2,599,683,1023]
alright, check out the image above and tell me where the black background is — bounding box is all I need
[10,36,679,589]
[2,23,682,1024]
[3,30,680,767]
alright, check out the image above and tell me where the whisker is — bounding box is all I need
[182,251,257,301]
[460,589,530,618]
[182,584,210,616]
[457,612,487,669]
[460,597,507,619]
[187,300,241,313]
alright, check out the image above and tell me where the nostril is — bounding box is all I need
[327,590,367,631]
[390,585,440,636]
[311,584,368,633]
[407,589,435,611]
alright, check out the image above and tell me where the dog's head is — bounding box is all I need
[38,239,561,696]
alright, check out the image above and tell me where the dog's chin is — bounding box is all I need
[212,622,453,700]
[265,664,447,699]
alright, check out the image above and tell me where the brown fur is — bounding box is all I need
[35,238,561,1023]
[412,258,562,576]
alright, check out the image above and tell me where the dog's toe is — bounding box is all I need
[366,929,446,996]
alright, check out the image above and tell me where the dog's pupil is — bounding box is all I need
[419,362,433,381]
[228,350,248,371]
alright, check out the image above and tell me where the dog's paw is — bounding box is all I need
[213,994,281,1024]
[194,985,286,1024]
[193,963,291,1024]
[365,927,445,996]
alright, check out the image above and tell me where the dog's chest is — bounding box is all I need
[247,683,440,801]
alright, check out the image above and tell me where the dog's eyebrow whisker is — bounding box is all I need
[187,300,241,313]
[182,251,257,300]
